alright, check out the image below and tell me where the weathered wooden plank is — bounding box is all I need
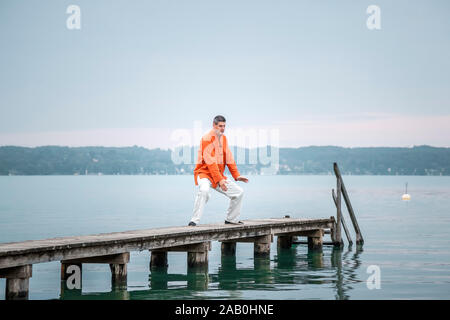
[0,218,334,269]
[151,242,211,253]
[0,218,332,255]
[218,234,274,243]
[274,229,323,238]
[61,252,130,264]
[0,218,333,255]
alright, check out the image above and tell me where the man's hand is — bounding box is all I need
[219,179,228,191]
[236,176,249,183]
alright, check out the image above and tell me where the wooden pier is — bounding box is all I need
[0,217,335,300]
[0,163,363,300]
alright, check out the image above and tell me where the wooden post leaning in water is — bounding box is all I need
[332,189,353,245]
[333,162,364,245]
[335,175,343,246]
[0,264,32,300]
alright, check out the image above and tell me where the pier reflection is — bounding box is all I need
[331,244,364,300]
[59,244,363,300]
[59,281,130,300]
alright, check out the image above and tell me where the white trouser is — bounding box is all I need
[190,177,244,224]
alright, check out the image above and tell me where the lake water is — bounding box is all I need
[0,175,449,300]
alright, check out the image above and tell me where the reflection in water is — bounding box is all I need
[273,245,327,286]
[212,254,274,291]
[59,244,364,300]
[346,245,364,286]
[186,267,209,291]
[59,280,130,300]
[331,244,364,300]
[149,265,169,290]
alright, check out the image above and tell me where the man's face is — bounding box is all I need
[213,121,226,135]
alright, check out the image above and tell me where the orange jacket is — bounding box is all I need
[194,129,241,188]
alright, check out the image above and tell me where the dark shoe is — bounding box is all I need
[188,221,196,226]
[225,220,244,225]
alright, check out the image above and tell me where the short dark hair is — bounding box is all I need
[213,115,226,124]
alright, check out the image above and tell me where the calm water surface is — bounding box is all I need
[0,175,449,300]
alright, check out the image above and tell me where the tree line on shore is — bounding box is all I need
[0,145,449,176]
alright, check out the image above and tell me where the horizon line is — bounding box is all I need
[1,144,449,150]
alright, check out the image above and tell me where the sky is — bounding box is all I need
[0,0,449,149]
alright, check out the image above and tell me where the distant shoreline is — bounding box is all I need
[1,145,449,176]
[1,174,449,177]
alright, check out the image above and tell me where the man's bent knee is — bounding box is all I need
[198,188,209,198]
[235,187,244,199]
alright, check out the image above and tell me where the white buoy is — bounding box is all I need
[402,182,411,201]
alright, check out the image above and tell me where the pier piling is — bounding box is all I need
[150,251,168,270]
[254,234,272,257]
[0,264,32,300]
[221,242,236,256]
[277,235,293,249]
[187,243,210,269]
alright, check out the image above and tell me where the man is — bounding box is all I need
[188,115,249,226]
